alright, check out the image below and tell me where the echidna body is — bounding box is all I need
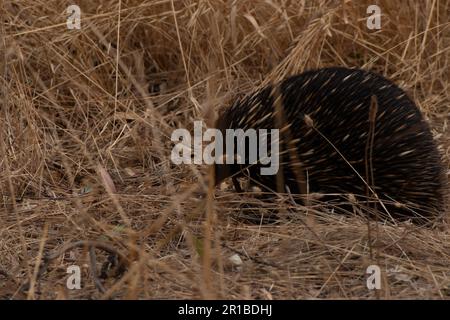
[215,67,447,224]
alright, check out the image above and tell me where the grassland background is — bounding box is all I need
[0,0,449,299]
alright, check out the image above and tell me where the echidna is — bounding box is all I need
[214,67,447,224]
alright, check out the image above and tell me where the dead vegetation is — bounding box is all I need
[0,0,449,299]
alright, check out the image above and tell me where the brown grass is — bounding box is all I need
[1,0,449,299]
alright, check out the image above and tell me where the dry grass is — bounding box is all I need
[1,0,449,299]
